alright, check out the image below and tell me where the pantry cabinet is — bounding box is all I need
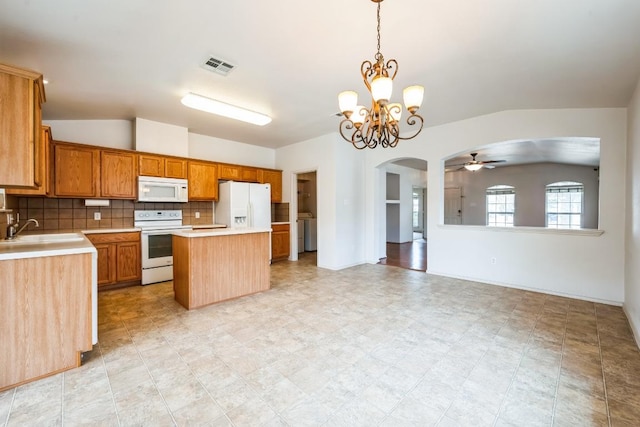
[0,63,46,188]
[188,160,218,201]
[86,232,141,289]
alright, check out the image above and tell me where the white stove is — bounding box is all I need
[134,210,191,285]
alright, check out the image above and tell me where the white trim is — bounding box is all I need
[426,269,623,306]
[623,305,640,350]
[438,224,604,236]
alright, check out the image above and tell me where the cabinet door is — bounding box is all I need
[165,158,187,179]
[54,143,100,197]
[0,65,44,188]
[139,154,164,177]
[258,170,283,203]
[116,241,141,282]
[101,151,137,199]
[218,164,242,181]
[94,243,116,286]
[188,161,218,201]
[271,224,290,261]
[7,125,51,196]
[241,167,258,183]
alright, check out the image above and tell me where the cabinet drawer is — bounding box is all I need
[271,223,289,232]
[86,231,140,245]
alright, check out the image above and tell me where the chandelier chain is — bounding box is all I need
[376,1,381,60]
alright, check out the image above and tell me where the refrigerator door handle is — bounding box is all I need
[247,202,253,227]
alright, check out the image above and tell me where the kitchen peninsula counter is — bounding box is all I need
[172,228,271,309]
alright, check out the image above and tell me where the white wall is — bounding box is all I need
[445,163,600,228]
[276,133,365,270]
[364,108,627,304]
[625,77,640,344]
[46,120,133,149]
[44,119,276,169]
[189,133,275,168]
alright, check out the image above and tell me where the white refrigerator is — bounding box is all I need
[216,181,272,229]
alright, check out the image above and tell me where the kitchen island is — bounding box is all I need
[172,228,271,310]
[0,233,97,391]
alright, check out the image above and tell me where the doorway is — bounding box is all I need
[295,170,317,265]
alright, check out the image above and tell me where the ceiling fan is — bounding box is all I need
[450,152,506,171]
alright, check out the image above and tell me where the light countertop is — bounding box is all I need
[82,228,140,234]
[0,233,97,261]
[191,224,227,229]
[173,227,272,238]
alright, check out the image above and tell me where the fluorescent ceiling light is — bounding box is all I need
[181,92,271,126]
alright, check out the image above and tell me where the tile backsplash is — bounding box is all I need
[13,197,214,234]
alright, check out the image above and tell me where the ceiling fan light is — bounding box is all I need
[403,85,424,113]
[464,163,483,172]
[371,76,393,103]
[181,93,271,126]
[338,90,358,117]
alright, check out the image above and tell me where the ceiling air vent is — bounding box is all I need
[202,55,236,76]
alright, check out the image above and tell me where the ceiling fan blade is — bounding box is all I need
[478,159,506,165]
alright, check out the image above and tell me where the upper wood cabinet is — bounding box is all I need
[101,150,137,199]
[0,63,46,188]
[218,163,259,183]
[258,169,283,203]
[188,161,218,201]
[139,154,187,179]
[7,126,52,196]
[53,142,137,199]
[53,142,100,198]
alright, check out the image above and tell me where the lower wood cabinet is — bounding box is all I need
[271,223,290,261]
[86,231,141,289]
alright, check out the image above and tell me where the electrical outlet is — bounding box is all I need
[94,212,101,221]
[491,257,497,265]
[195,211,200,219]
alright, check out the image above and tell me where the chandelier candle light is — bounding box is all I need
[338,0,424,149]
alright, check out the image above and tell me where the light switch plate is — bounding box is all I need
[195,212,200,219]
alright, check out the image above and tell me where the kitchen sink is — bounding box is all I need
[1,233,85,245]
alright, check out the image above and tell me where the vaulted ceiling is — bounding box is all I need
[1,0,639,149]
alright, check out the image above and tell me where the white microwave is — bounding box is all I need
[138,176,188,203]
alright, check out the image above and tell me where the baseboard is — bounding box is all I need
[426,269,623,307]
[623,305,640,350]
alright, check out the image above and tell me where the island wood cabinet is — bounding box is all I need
[188,160,218,201]
[258,169,283,203]
[52,142,138,199]
[0,63,46,188]
[86,232,141,289]
[7,125,52,196]
[139,153,187,179]
[0,252,92,391]
[271,223,290,261]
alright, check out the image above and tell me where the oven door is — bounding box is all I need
[141,229,175,269]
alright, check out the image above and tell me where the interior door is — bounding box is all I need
[444,187,462,224]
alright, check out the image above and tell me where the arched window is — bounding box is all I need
[546,181,583,229]
[486,185,515,227]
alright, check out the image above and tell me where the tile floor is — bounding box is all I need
[1,253,640,426]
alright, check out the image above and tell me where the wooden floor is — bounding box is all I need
[378,237,427,271]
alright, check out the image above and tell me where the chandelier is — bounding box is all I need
[338,0,424,149]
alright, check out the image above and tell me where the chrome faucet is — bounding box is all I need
[5,214,39,240]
